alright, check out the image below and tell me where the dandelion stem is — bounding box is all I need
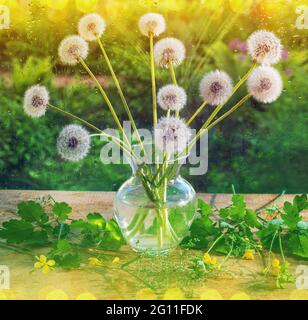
[168,61,179,117]
[186,100,207,126]
[90,134,138,161]
[96,37,145,153]
[48,104,101,133]
[187,63,257,151]
[48,103,135,159]
[206,94,252,131]
[78,58,132,150]
[149,32,157,126]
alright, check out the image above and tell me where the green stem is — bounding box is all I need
[206,94,252,132]
[58,223,64,241]
[48,104,134,158]
[79,58,132,151]
[186,100,207,126]
[149,33,157,126]
[90,134,138,161]
[207,233,224,254]
[278,234,286,264]
[168,61,179,117]
[268,230,278,267]
[96,37,145,153]
[126,212,148,240]
[187,63,257,151]
[48,104,102,133]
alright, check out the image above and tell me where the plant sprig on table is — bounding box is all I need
[0,197,125,270]
[0,193,306,288]
[183,193,308,288]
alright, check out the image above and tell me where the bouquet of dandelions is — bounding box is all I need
[23,13,283,254]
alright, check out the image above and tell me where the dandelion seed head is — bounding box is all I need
[199,70,233,106]
[157,84,187,111]
[57,124,90,161]
[23,85,49,118]
[154,37,185,68]
[155,117,191,154]
[247,30,282,65]
[139,13,166,37]
[247,66,283,103]
[58,35,89,65]
[78,13,106,41]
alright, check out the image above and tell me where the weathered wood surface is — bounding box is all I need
[0,190,306,222]
[1,190,308,300]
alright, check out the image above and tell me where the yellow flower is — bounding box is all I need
[242,249,255,260]
[271,258,281,276]
[88,257,102,266]
[112,257,120,264]
[34,255,55,274]
[272,258,280,268]
[203,253,217,265]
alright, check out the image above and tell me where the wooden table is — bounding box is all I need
[0,190,307,300]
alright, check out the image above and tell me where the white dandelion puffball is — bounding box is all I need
[138,13,166,37]
[58,35,89,65]
[155,117,191,154]
[199,70,233,106]
[154,37,185,68]
[157,84,187,111]
[78,13,106,41]
[247,66,283,103]
[247,30,282,65]
[23,85,49,118]
[57,124,91,161]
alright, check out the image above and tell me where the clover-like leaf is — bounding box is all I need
[52,202,72,221]
[17,201,48,223]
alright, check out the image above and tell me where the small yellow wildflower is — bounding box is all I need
[271,258,281,276]
[34,255,55,274]
[203,253,217,265]
[112,257,120,264]
[88,257,102,266]
[242,249,255,260]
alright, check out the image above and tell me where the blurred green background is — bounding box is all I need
[0,0,307,193]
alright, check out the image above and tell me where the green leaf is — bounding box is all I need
[51,239,72,256]
[287,232,308,259]
[87,213,106,229]
[17,201,48,223]
[245,209,262,228]
[198,199,212,217]
[181,199,217,249]
[55,254,81,270]
[0,220,34,244]
[0,220,48,245]
[219,194,246,222]
[99,219,125,250]
[293,194,308,212]
[52,202,72,221]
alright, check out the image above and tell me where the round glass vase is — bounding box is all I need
[114,159,197,255]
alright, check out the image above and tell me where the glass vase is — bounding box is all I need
[114,156,197,255]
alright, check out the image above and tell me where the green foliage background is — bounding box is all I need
[0,0,307,193]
